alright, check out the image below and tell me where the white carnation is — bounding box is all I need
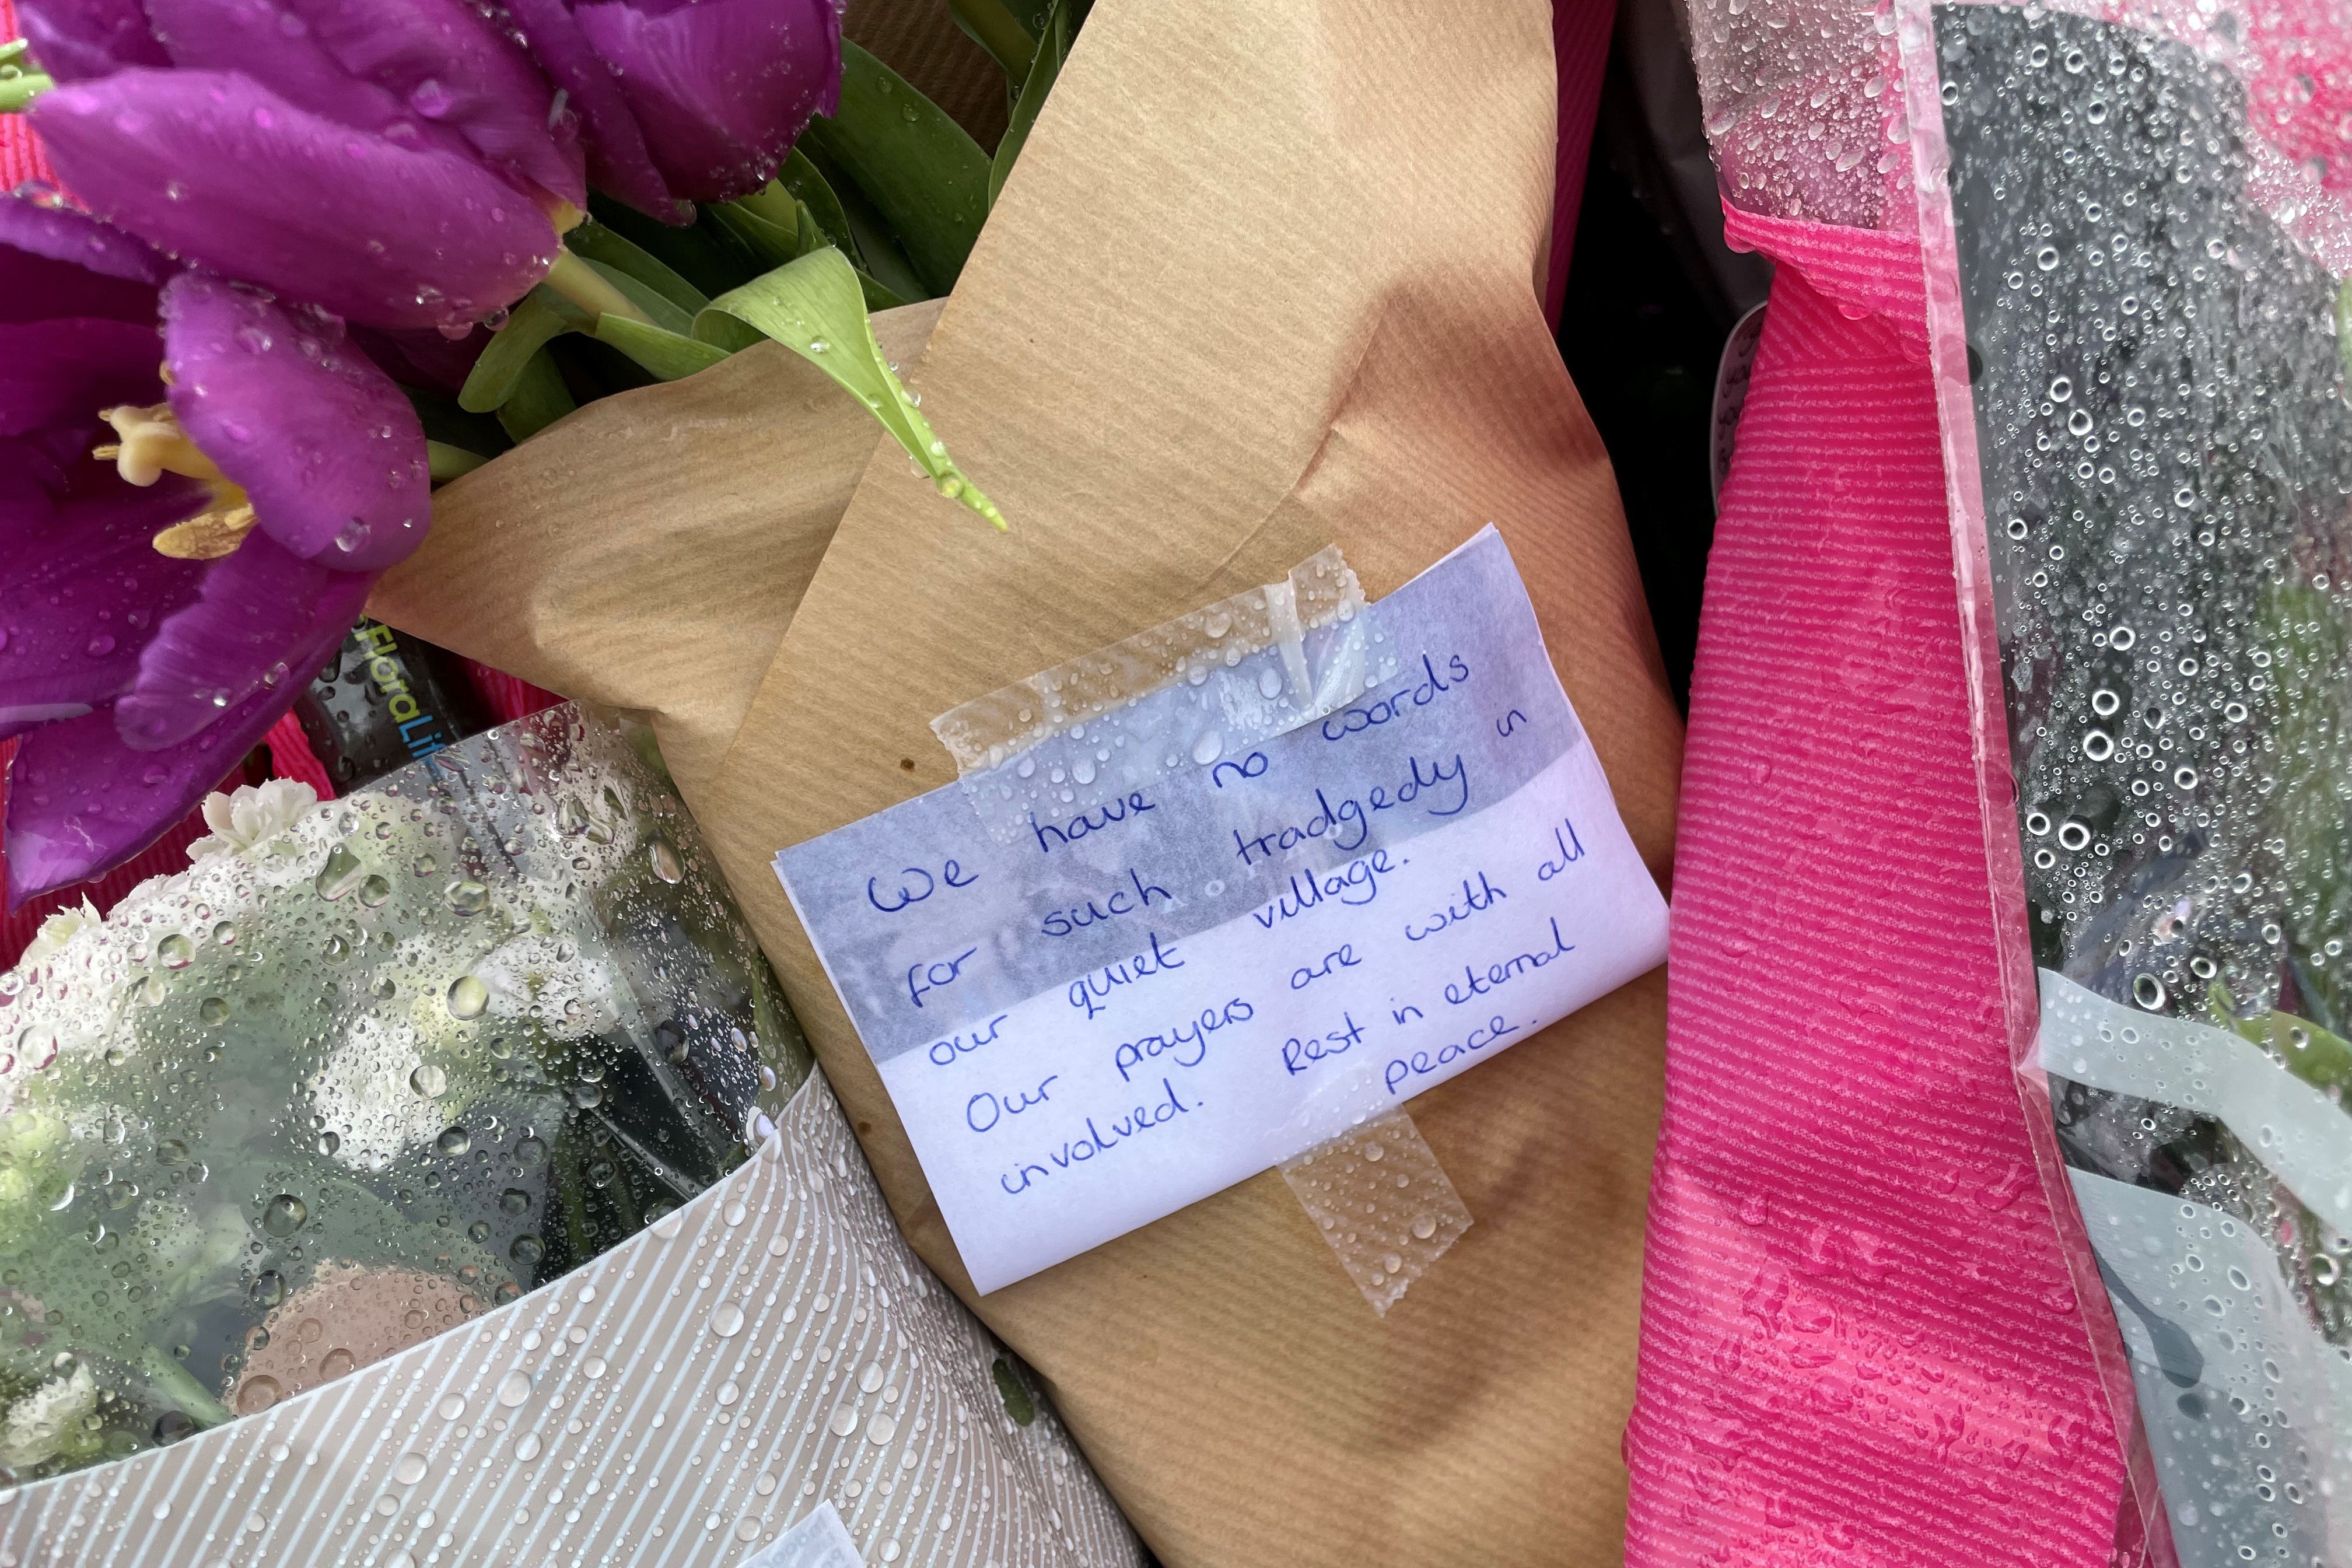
[20,898,101,965]
[186,779,320,862]
[0,1362,96,1469]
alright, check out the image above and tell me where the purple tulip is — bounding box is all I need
[0,202,427,907]
[21,0,575,331]
[509,0,841,216]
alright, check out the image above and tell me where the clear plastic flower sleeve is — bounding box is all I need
[0,706,1138,1566]
[1905,1,2352,1556]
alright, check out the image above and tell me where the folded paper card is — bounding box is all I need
[774,529,1670,1292]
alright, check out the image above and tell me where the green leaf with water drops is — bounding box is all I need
[580,257,695,335]
[563,220,710,317]
[495,347,576,442]
[698,247,1003,528]
[946,0,1038,80]
[592,314,732,382]
[457,286,584,414]
[990,0,1070,207]
[803,43,991,297]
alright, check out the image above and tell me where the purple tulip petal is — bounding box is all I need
[506,0,680,220]
[159,274,430,573]
[2,608,344,906]
[349,323,487,395]
[570,0,839,204]
[111,531,373,753]
[145,0,586,208]
[0,452,209,735]
[33,70,561,332]
[0,317,163,439]
[0,199,168,326]
[16,0,169,83]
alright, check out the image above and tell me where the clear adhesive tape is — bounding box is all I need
[932,547,1396,845]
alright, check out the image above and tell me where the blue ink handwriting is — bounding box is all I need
[1281,1009,1368,1076]
[865,858,978,913]
[1039,868,1174,937]
[1536,817,1587,880]
[1318,654,1472,741]
[998,1077,1199,1193]
[1210,752,1268,788]
[966,1074,1059,1133]
[1230,754,1470,866]
[907,946,979,1010]
[1385,1015,1521,1093]
[1404,871,1508,942]
[1443,917,1575,1005]
[1496,709,1529,737]
[1030,792,1157,855]
[927,1013,1010,1068]
[1111,996,1254,1082]
[1251,849,1397,928]
[1065,932,1186,1020]
[1289,944,1361,990]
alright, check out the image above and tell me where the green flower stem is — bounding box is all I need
[0,69,51,113]
[543,248,655,329]
[139,1345,233,1430]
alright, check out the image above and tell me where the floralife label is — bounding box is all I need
[775,528,1668,1293]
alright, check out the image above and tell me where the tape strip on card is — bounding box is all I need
[932,547,1399,847]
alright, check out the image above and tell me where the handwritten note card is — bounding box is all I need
[775,528,1668,1292]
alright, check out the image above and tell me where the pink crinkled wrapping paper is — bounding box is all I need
[1621,205,2139,1566]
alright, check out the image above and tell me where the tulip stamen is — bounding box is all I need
[152,505,260,561]
[97,402,224,487]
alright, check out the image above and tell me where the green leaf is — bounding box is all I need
[802,43,990,297]
[991,0,1070,206]
[426,440,491,482]
[708,201,802,269]
[457,287,584,413]
[564,219,710,316]
[990,1357,1036,1425]
[593,313,732,382]
[581,257,694,335]
[496,348,576,442]
[587,192,764,298]
[856,268,908,313]
[778,149,853,252]
[698,249,1002,528]
[946,0,1038,80]
[795,136,933,303]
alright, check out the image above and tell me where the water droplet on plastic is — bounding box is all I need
[709,1300,745,1337]
[648,837,684,883]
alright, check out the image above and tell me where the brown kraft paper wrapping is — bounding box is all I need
[372,0,1682,1561]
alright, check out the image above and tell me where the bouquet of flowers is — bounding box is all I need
[0,0,1686,1563]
